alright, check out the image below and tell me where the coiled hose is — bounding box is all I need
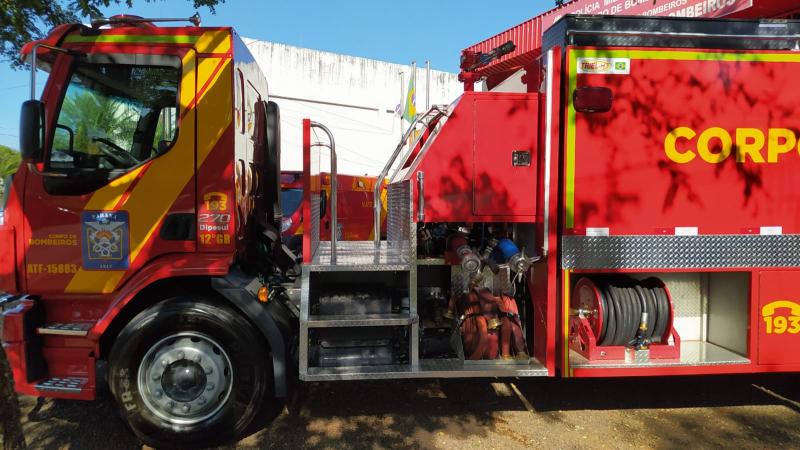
[579,277,671,347]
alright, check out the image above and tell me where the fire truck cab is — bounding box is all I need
[1,15,295,447]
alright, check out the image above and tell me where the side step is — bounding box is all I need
[302,358,549,381]
[37,322,93,337]
[35,376,88,394]
[307,313,417,328]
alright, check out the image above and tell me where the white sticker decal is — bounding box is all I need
[577,58,631,75]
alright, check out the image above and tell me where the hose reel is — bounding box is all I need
[570,276,679,361]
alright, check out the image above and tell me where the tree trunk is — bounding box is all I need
[0,346,25,450]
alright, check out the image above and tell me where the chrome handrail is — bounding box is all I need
[309,122,337,263]
[373,105,447,247]
[388,107,446,184]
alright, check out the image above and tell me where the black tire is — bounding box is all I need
[108,297,273,449]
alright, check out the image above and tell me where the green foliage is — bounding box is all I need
[0,145,19,201]
[0,0,224,68]
[0,145,20,177]
[56,90,138,153]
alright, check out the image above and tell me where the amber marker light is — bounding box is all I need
[257,286,270,303]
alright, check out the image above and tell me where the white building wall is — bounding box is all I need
[243,39,463,176]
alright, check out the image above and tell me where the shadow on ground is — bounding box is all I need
[17,372,799,449]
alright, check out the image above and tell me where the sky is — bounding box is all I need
[0,0,553,150]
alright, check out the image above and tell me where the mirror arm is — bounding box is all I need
[29,43,83,100]
[27,163,67,178]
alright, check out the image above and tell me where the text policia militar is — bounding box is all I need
[547,0,747,21]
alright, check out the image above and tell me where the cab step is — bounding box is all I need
[37,322,94,337]
[35,376,89,394]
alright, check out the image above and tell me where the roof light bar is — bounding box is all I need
[90,12,201,28]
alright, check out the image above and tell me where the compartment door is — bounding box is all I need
[473,96,538,216]
[758,271,800,365]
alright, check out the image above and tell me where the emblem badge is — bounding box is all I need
[81,211,130,270]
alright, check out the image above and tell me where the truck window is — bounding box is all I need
[280,188,303,217]
[49,60,180,172]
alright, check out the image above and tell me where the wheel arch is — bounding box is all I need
[98,272,295,399]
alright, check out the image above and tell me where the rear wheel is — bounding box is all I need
[108,297,274,448]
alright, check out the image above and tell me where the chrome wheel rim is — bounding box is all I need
[137,332,233,425]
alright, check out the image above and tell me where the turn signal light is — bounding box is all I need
[257,286,269,303]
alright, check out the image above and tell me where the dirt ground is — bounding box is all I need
[13,372,800,449]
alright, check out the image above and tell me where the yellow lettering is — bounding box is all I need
[664,127,696,164]
[767,128,797,163]
[735,128,766,163]
[697,127,732,164]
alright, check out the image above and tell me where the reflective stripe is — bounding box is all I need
[63,35,199,44]
[675,227,698,236]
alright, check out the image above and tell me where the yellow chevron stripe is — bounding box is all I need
[196,30,231,54]
[82,165,146,211]
[196,57,232,165]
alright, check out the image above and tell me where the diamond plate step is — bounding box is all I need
[37,322,94,337]
[307,313,417,328]
[302,359,548,381]
[35,377,88,393]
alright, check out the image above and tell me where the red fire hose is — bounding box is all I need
[452,291,488,360]
[473,289,528,359]
[450,287,529,360]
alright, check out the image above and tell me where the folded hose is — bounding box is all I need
[450,288,529,360]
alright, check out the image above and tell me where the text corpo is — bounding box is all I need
[664,127,800,164]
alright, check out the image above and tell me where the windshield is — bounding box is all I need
[50,59,180,171]
[281,189,303,216]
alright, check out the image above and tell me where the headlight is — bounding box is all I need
[280,217,292,233]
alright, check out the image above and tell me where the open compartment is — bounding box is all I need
[308,326,409,368]
[304,270,412,371]
[307,271,409,318]
[417,264,460,360]
[569,272,750,368]
[415,222,543,369]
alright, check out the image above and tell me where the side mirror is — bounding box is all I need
[20,100,45,163]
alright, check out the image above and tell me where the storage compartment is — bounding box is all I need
[757,271,800,366]
[569,272,751,368]
[308,271,408,316]
[416,262,533,363]
[417,265,459,360]
[317,291,393,315]
[309,327,407,367]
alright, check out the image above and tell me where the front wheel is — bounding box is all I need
[108,297,275,448]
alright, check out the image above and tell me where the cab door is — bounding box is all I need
[24,50,195,295]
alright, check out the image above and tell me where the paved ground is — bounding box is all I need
[14,372,800,449]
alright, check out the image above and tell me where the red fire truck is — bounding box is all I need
[2,1,800,447]
[280,171,387,249]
